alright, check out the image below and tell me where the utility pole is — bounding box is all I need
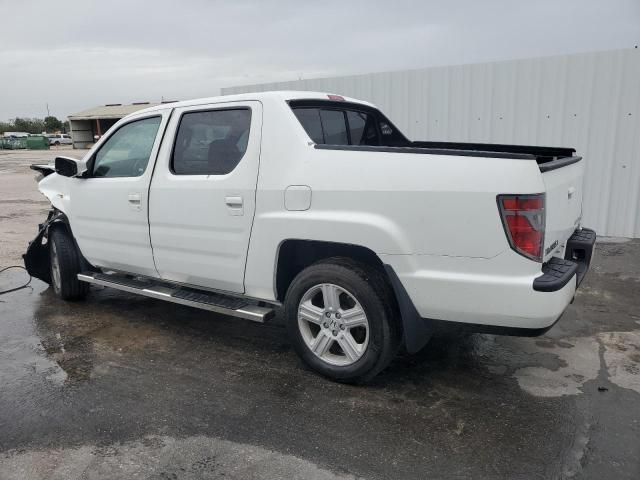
[46,103,50,117]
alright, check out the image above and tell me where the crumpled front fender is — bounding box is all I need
[23,209,75,285]
[37,172,71,214]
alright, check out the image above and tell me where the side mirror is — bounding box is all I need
[54,156,86,177]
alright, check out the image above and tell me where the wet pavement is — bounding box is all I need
[1,150,639,479]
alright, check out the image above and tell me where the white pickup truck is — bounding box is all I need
[25,91,595,383]
[48,133,73,146]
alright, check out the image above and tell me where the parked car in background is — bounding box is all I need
[48,133,72,146]
[2,131,30,138]
[25,91,595,383]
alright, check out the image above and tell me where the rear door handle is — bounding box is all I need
[225,195,244,216]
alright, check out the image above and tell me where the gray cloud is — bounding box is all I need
[0,0,638,120]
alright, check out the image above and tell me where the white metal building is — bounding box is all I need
[223,48,640,238]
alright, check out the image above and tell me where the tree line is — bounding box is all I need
[0,116,69,134]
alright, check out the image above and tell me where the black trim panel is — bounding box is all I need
[383,264,434,354]
[412,141,575,158]
[538,155,582,173]
[30,164,56,177]
[430,315,564,337]
[314,143,535,160]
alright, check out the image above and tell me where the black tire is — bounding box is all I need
[49,227,89,301]
[284,257,401,384]
[54,141,60,146]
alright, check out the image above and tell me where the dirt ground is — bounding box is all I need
[0,148,639,479]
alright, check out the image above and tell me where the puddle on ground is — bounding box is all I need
[513,336,601,397]
[600,331,640,393]
[506,331,640,397]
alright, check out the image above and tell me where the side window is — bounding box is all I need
[92,116,161,178]
[319,110,349,145]
[172,108,251,175]
[347,111,379,146]
[292,107,381,146]
[293,108,324,143]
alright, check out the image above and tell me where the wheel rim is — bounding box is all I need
[297,283,370,366]
[51,241,61,293]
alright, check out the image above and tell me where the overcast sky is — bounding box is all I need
[0,0,638,121]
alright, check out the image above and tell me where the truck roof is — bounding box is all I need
[133,91,374,116]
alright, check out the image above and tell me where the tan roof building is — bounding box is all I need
[68,102,161,149]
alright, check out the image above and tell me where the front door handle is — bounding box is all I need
[128,193,142,211]
[225,196,244,216]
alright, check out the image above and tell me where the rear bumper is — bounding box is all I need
[381,227,596,342]
[533,228,596,292]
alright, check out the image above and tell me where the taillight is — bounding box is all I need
[498,194,545,262]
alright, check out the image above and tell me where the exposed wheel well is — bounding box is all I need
[48,219,93,273]
[48,220,71,236]
[275,239,386,301]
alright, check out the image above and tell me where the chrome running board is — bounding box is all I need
[77,272,275,323]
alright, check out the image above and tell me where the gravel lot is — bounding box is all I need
[1,149,639,479]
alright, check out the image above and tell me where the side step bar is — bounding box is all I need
[77,272,275,323]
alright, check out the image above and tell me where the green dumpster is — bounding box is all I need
[26,135,50,150]
[0,137,28,149]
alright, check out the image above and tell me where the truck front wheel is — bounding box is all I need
[284,258,401,383]
[49,228,89,301]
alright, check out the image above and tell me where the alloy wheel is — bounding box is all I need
[297,283,370,366]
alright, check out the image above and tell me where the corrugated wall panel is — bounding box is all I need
[223,48,640,237]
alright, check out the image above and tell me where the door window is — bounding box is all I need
[92,116,162,178]
[172,108,251,175]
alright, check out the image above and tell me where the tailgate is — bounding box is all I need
[541,157,584,262]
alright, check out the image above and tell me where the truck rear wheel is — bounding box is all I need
[284,257,401,383]
[49,228,89,301]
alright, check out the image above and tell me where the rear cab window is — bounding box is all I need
[290,100,408,147]
[319,110,349,144]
